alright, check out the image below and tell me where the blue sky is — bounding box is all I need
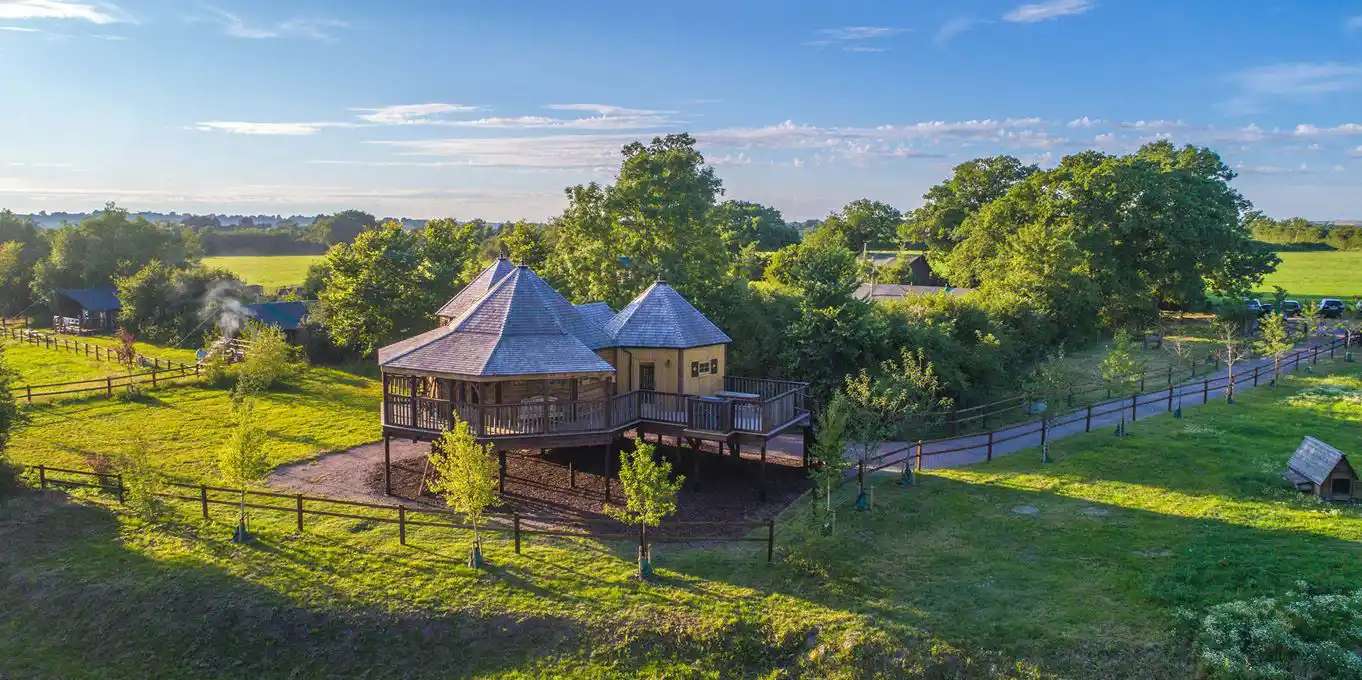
[1,0,1361,221]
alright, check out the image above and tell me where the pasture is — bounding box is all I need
[202,255,323,291]
[4,333,1361,677]
[1258,250,1362,300]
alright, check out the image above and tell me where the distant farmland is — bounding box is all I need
[1258,250,1362,300]
[203,255,322,291]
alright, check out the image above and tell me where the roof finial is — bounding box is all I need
[497,242,510,260]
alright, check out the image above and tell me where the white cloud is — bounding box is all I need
[0,24,40,31]
[934,17,979,47]
[351,103,482,125]
[203,7,346,40]
[1292,123,1362,137]
[193,121,342,135]
[0,0,126,24]
[1068,116,1103,127]
[1231,62,1362,97]
[1003,0,1095,23]
[368,134,632,168]
[805,25,907,51]
[1235,162,1313,176]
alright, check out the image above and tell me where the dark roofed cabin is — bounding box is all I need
[244,300,315,345]
[378,258,810,460]
[53,288,121,333]
[1283,436,1357,501]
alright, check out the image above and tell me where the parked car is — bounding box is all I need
[1281,300,1302,317]
[1319,298,1346,319]
[1245,299,1264,316]
[1260,301,1276,317]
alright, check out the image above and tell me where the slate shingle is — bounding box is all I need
[604,282,731,349]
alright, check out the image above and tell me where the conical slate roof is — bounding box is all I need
[574,301,615,329]
[379,266,614,377]
[604,282,732,349]
[436,257,515,321]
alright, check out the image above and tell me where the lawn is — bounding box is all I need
[4,341,1362,676]
[1258,250,1362,300]
[3,339,121,387]
[203,255,323,292]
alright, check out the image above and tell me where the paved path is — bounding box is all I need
[853,335,1351,474]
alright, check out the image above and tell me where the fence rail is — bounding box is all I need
[22,464,777,561]
[4,326,202,402]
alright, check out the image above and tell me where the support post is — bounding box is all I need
[1167,365,1173,386]
[569,460,576,489]
[1254,365,1259,386]
[296,494,304,531]
[1167,385,1174,412]
[1203,379,1209,404]
[1085,405,1092,432]
[106,377,112,398]
[759,443,767,503]
[766,520,775,564]
[603,441,612,503]
[116,474,125,503]
[514,513,522,554]
[498,451,507,495]
[1130,393,1137,421]
[915,440,924,472]
[200,484,209,519]
[1040,419,1048,449]
[986,431,994,462]
[398,505,406,545]
[802,426,813,469]
[383,435,392,496]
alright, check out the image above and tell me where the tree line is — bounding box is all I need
[1246,214,1362,251]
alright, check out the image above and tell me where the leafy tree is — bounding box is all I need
[300,259,331,299]
[606,442,683,579]
[807,393,851,533]
[1299,298,1322,342]
[843,348,952,504]
[115,262,241,345]
[764,238,860,309]
[308,209,376,246]
[1212,319,1250,404]
[1024,351,1082,463]
[709,200,799,253]
[219,400,270,543]
[1254,312,1292,386]
[1099,329,1146,434]
[0,210,46,316]
[116,423,167,519]
[816,199,903,251]
[496,220,550,268]
[234,321,305,396]
[32,203,199,303]
[427,421,499,568]
[902,155,1038,257]
[545,134,732,312]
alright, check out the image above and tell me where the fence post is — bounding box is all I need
[1203,380,1209,404]
[106,377,112,398]
[915,440,923,472]
[1130,394,1137,421]
[1167,385,1174,412]
[514,513,522,554]
[1084,405,1092,432]
[1167,366,1173,386]
[296,494,304,531]
[1040,419,1048,449]
[986,431,994,462]
[116,474,125,504]
[766,520,775,564]
[1253,365,1259,386]
[26,385,31,404]
[38,464,46,489]
[152,369,158,388]
[398,505,407,545]
[498,451,507,495]
[200,484,209,519]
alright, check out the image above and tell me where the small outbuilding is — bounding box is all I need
[244,300,315,345]
[53,287,121,333]
[1282,436,1357,501]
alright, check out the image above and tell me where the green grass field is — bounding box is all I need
[3,340,121,387]
[202,255,322,292]
[1258,251,1362,300]
[4,337,1362,677]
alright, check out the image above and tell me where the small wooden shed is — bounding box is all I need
[1282,436,1357,501]
[53,288,121,333]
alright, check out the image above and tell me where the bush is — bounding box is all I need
[234,322,305,396]
[1190,583,1362,680]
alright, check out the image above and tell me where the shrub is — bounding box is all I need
[1192,583,1362,680]
[234,321,305,396]
[117,426,167,520]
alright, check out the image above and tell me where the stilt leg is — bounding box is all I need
[759,443,767,502]
[383,434,392,496]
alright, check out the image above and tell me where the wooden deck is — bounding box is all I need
[382,376,809,446]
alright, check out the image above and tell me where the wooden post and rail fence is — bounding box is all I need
[20,464,780,563]
[3,325,202,402]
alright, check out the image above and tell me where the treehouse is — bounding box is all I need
[377,258,811,486]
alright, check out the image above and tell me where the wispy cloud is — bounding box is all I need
[0,24,41,31]
[203,7,346,40]
[367,134,632,169]
[1225,62,1362,112]
[1346,16,1362,33]
[447,104,679,130]
[192,121,348,136]
[1003,0,1095,23]
[0,0,127,24]
[351,103,482,124]
[934,17,980,47]
[805,25,908,51]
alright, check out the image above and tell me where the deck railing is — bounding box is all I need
[383,377,809,439]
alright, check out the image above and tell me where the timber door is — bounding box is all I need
[639,362,657,391]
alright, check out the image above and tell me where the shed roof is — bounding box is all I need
[574,301,615,328]
[379,266,614,377]
[57,288,121,312]
[244,301,313,331]
[435,257,515,321]
[1286,436,1352,486]
[604,282,731,349]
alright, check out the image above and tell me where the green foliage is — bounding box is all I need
[843,348,952,472]
[0,210,47,316]
[709,200,799,253]
[814,199,903,251]
[1099,329,1146,396]
[1191,584,1362,680]
[495,220,550,268]
[218,400,271,529]
[32,203,199,303]
[0,343,24,501]
[318,220,481,355]
[1299,298,1322,340]
[764,238,860,309]
[902,155,1038,260]
[807,393,851,517]
[1254,313,1292,381]
[234,322,305,396]
[116,425,167,520]
[545,134,732,313]
[1025,350,1081,422]
[308,209,376,246]
[115,261,242,345]
[427,421,499,549]
[1249,213,1362,251]
[606,443,683,531]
